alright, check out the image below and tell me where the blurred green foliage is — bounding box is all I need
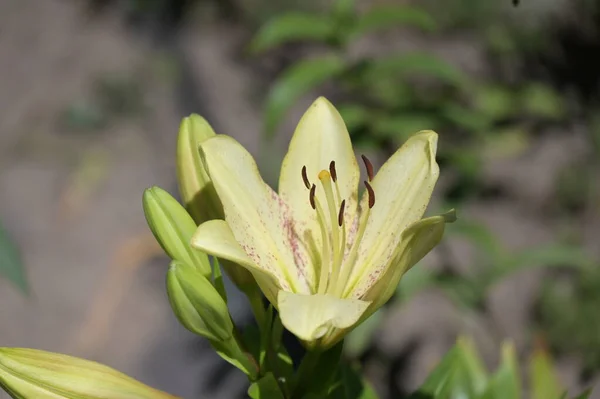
[250,0,600,383]
[250,0,566,202]
[0,221,28,294]
[408,338,591,399]
[539,266,600,373]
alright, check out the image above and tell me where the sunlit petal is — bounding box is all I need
[200,135,310,294]
[345,131,439,297]
[278,291,370,346]
[192,220,282,304]
[360,211,455,309]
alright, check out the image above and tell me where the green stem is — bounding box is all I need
[291,350,322,399]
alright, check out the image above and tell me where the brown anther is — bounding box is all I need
[338,199,346,226]
[361,155,374,181]
[309,184,316,209]
[301,166,311,189]
[329,161,337,182]
[364,181,375,208]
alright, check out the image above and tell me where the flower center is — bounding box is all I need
[301,157,376,297]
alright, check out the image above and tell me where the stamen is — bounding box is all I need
[364,181,375,208]
[338,200,345,227]
[301,165,311,189]
[361,155,374,181]
[309,184,316,209]
[329,161,337,182]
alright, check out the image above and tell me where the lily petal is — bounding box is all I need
[278,291,370,346]
[278,97,360,289]
[199,135,310,294]
[346,130,440,297]
[362,210,455,310]
[192,220,281,304]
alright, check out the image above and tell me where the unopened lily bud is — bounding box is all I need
[167,260,233,342]
[143,186,211,277]
[176,114,257,294]
[0,347,178,399]
[176,114,223,225]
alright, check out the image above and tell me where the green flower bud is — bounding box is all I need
[175,114,258,297]
[0,347,178,399]
[143,186,211,277]
[176,114,223,225]
[166,260,233,342]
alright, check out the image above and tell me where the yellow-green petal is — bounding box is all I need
[360,210,455,310]
[199,135,311,294]
[278,97,360,290]
[192,220,282,304]
[278,291,370,347]
[346,130,440,297]
[0,348,178,399]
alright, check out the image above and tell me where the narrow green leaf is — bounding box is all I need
[473,84,518,120]
[0,221,28,293]
[370,113,440,142]
[248,373,285,399]
[520,84,565,120]
[409,338,488,399]
[530,347,563,399]
[351,5,437,37]
[249,13,334,53]
[336,103,371,132]
[492,245,592,282]
[572,389,593,399]
[332,0,356,20]
[264,56,347,137]
[363,53,468,88]
[480,343,521,399]
[456,337,488,395]
[447,220,503,260]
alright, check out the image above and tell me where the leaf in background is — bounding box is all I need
[572,389,592,399]
[444,147,484,180]
[248,373,285,399]
[371,113,440,142]
[481,128,530,160]
[492,245,592,282]
[530,346,563,399]
[344,309,383,358]
[520,83,565,120]
[249,12,335,53]
[263,55,347,137]
[473,84,517,121]
[480,343,521,399]
[441,103,491,135]
[0,220,28,293]
[364,53,468,88]
[447,220,503,260]
[351,5,437,37]
[332,0,356,20]
[337,103,371,133]
[456,338,489,394]
[408,341,479,399]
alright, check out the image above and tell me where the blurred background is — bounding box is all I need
[0,0,599,397]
